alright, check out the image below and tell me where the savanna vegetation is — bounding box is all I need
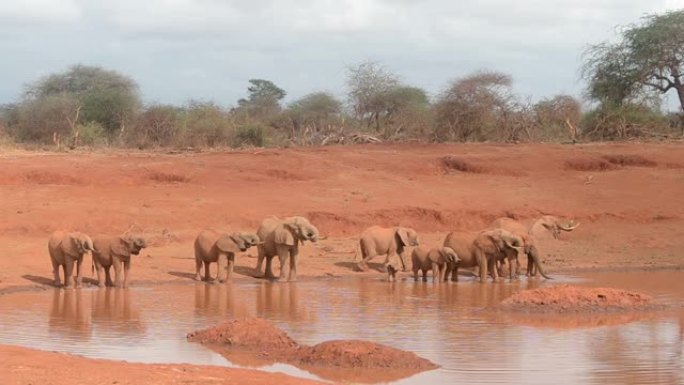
[0,9,682,150]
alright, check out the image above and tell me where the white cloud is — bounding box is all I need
[0,0,682,106]
[0,0,82,24]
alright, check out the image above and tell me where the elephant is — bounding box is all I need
[91,234,147,288]
[47,231,94,288]
[356,226,420,272]
[442,229,524,283]
[490,215,577,277]
[255,216,321,282]
[194,229,261,283]
[411,246,460,282]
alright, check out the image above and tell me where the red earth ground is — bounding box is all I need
[500,285,656,312]
[1,142,683,383]
[186,318,437,383]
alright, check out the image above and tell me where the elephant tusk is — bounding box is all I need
[318,235,328,240]
[560,222,580,231]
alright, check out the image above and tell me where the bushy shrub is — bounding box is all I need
[232,124,267,148]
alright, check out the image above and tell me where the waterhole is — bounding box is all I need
[0,271,683,384]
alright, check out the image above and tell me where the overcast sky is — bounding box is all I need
[1,0,683,107]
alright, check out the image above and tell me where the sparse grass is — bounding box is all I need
[601,154,657,167]
[565,158,618,172]
[146,171,191,184]
[23,171,80,185]
[440,156,487,174]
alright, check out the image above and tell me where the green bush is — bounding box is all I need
[76,121,108,147]
[581,104,669,140]
[232,124,266,148]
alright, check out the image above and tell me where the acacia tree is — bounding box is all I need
[583,9,684,111]
[285,92,342,141]
[236,79,286,120]
[434,71,518,142]
[346,60,429,136]
[24,64,141,140]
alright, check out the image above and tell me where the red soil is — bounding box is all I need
[187,318,437,382]
[501,285,656,312]
[1,142,684,383]
[0,344,324,385]
[187,318,298,351]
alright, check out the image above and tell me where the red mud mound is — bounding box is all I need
[501,285,656,313]
[187,318,437,383]
[186,318,298,351]
[296,340,437,370]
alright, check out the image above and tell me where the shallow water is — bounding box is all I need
[0,271,683,384]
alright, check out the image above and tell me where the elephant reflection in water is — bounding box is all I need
[49,288,92,339]
[255,283,311,323]
[91,288,145,337]
[193,284,251,319]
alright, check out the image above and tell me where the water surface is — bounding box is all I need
[0,271,682,384]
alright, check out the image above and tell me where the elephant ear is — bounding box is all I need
[275,224,296,246]
[396,228,410,247]
[62,234,82,257]
[110,237,131,257]
[216,235,240,253]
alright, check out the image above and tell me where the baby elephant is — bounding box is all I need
[411,246,460,282]
[92,234,147,288]
[48,230,94,288]
[194,229,260,283]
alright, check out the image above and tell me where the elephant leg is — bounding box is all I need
[205,261,212,282]
[413,268,419,282]
[225,255,235,282]
[75,257,83,288]
[490,259,500,282]
[277,246,291,283]
[216,254,227,283]
[264,256,276,279]
[527,255,536,277]
[356,248,375,272]
[194,256,203,281]
[255,245,265,276]
[105,267,113,287]
[95,262,105,288]
[123,260,131,288]
[51,259,61,287]
[477,253,487,283]
[508,257,517,280]
[431,263,439,282]
[289,249,298,282]
[421,269,427,282]
[398,251,408,272]
[63,260,75,289]
[515,255,522,277]
[451,265,459,282]
[113,259,124,288]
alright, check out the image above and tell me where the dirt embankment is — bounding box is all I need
[1,142,683,293]
[187,318,438,383]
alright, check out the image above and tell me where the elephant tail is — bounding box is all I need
[528,245,552,279]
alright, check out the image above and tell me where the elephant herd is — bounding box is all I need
[358,215,579,283]
[46,214,578,289]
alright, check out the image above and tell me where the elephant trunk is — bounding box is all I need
[528,245,552,279]
[85,238,95,252]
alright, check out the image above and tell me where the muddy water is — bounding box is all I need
[0,272,683,384]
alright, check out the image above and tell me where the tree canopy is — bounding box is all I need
[583,9,684,111]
